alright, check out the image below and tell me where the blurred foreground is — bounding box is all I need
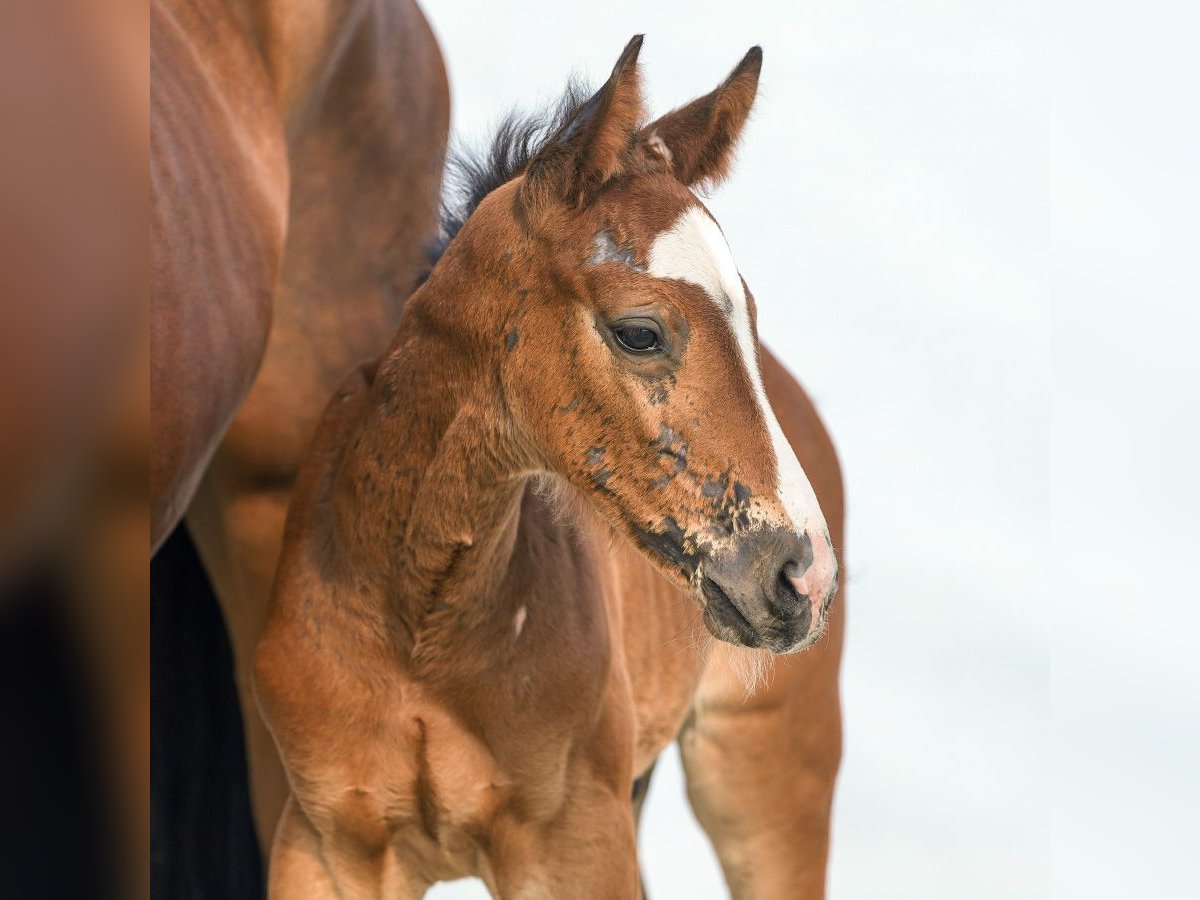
[1,1,147,897]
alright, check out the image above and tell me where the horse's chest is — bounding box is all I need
[294,686,571,878]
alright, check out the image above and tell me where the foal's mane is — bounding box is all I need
[436,78,595,252]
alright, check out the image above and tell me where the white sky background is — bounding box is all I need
[420,2,1199,897]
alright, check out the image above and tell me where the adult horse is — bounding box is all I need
[256,37,845,898]
[151,0,450,877]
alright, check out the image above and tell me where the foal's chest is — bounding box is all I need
[295,678,579,878]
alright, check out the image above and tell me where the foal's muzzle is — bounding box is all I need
[700,526,838,653]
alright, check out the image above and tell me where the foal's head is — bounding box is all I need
[433,37,836,653]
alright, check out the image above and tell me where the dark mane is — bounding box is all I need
[434,77,595,255]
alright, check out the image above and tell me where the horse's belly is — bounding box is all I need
[150,0,288,547]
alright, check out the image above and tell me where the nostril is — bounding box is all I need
[774,562,803,612]
[780,558,803,582]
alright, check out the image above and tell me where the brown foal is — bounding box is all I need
[257,37,845,898]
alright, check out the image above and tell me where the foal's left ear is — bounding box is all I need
[520,35,646,220]
[637,46,762,190]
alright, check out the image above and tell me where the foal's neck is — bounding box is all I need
[328,279,536,667]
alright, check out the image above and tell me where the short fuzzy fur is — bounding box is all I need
[255,38,847,899]
[439,36,763,253]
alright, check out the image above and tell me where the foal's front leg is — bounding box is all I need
[269,783,640,899]
[491,778,641,900]
[269,795,429,900]
[679,593,845,899]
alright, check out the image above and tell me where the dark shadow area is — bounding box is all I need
[0,569,120,900]
[151,525,262,899]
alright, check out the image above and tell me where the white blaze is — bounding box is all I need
[646,206,827,537]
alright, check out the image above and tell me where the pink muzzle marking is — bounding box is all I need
[788,530,838,618]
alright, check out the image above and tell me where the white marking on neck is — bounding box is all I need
[646,206,826,536]
[513,605,527,639]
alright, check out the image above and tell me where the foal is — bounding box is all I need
[257,37,840,897]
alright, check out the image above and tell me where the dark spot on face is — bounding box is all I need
[701,473,729,499]
[653,423,688,474]
[591,468,614,494]
[505,327,519,351]
[649,475,674,491]
[656,423,682,447]
[706,479,754,536]
[587,446,606,467]
[629,515,704,579]
[648,382,668,405]
[561,396,581,413]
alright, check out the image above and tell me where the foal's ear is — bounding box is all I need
[520,35,645,219]
[637,46,762,190]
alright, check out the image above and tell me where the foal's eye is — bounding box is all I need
[612,324,662,354]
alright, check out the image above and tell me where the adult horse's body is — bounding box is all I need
[151,0,450,849]
[257,38,845,898]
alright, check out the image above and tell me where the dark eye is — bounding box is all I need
[612,324,662,354]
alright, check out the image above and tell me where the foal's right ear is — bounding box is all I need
[636,46,762,190]
[519,35,646,224]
